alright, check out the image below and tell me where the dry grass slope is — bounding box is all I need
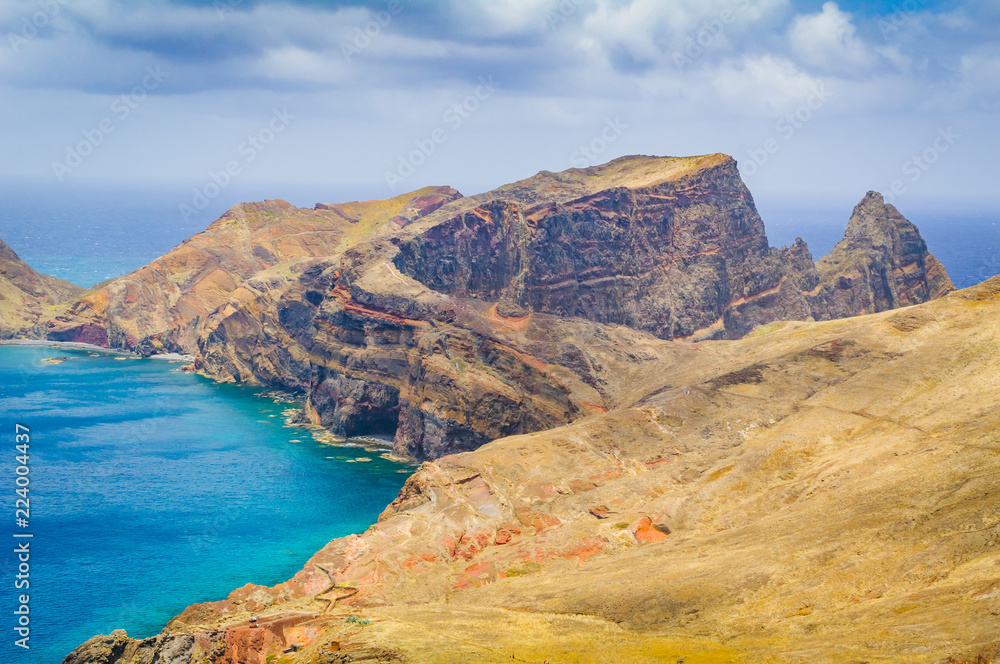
[72,277,1000,664]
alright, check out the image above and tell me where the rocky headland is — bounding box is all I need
[31,154,954,461]
[2,153,989,663]
[63,275,1000,664]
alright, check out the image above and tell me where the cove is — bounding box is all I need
[0,346,411,664]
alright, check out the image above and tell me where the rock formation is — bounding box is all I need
[0,239,83,338]
[24,155,955,461]
[197,155,953,459]
[40,153,988,663]
[65,276,1000,664]
[811,190,955,316]
[44,187,461,354]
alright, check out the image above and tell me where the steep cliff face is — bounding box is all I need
[37,155,953,461]
[302,157,951,458]
[46,187,462,354]
[0,239,83,338]
[385,154,800,340]
[303,267,685,459]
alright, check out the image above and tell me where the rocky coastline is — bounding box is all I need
[5,153,996,664]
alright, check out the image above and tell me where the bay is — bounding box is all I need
[0,347,410,664]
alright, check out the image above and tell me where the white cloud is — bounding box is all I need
[0,0,998,199]
[788,2,875,74]
[712,54,825,115]
[255,47,349,86]
[449,0,555,36]
[579,0,788,68]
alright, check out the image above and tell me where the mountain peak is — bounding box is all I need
[862,190,885,204]
[817,193,955,312]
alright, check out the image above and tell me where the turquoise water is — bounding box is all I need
[0,347,411,663]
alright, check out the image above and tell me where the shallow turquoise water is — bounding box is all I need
[0,347,411,663]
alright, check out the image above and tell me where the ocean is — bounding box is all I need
[0,346,411,663]
[0,182,996,663]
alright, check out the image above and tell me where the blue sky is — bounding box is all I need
[0,0,997,209]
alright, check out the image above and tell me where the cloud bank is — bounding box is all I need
[0,0,996,208]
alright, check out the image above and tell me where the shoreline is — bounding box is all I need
[0,339,194,362]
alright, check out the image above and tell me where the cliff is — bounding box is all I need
[65,275,1000,664]
[52,154,989,663]
[0,239,83,338]
[40,155,953,461]
[258,155,953,459]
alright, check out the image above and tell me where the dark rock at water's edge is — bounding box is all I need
[62,630,194,664]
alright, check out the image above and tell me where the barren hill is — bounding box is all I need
[66,275,1000,664]
[2,155,955,462]
[0,239,83,338]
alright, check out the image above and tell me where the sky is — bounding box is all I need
[0,0,998,214]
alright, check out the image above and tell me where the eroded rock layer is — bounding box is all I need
[261,156,953,458]
[44,187,461,354]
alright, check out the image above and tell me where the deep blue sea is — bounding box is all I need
[0,348,411,663]
[0,182,997,664]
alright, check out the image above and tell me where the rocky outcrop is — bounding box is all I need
[63,631,195,664]
[194,259,339,390]
[75,277,1000,663]
[810,191,955,317]
[375,154,807,340]
[46,187,461,355]
[39,155,953,461]
[0,239,83,338]
[303,284,689,459]
[295,157,952,458]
